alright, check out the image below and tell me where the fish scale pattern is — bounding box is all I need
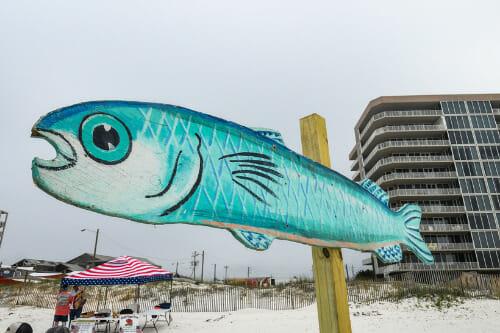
[137,106,394,243]
[139,107,338,235]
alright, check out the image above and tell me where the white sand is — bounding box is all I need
[1,298,499,332]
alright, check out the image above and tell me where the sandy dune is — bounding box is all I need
[1,298,499,332]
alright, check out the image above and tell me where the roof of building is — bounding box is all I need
[355,93,500,130]
[56,263,86,272]
[66,253,114,265]
[12,258,61,267]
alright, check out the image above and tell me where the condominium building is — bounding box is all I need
[350,94,500,275]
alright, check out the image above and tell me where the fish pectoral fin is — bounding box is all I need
[373,244,403,263]
[229,229,274,251]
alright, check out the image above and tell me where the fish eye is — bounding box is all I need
[79,113,132,164]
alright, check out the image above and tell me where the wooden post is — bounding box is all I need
[300,113,352,333]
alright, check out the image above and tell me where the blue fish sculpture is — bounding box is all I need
[32,101,433,264]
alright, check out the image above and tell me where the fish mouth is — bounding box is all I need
[32,128,77,171]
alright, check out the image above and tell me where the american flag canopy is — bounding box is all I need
[61,256,172,285]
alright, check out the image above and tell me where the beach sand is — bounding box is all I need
[1,298,499,332]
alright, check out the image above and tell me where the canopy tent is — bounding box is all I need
[61,256,172,286]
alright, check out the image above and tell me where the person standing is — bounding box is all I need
[53,285,73,327]
[70,286,86,321]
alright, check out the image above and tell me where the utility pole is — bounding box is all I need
[247,266,251,279]
[201,251,205,283]
[213,264,217,282]
[224,265,229,282]
[191,251,200,280]
[0,211,9,255]
[175,262,179,276]
[93,228,100,261]
[81,228,100,267]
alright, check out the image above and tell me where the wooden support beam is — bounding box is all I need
[300,113,352,333]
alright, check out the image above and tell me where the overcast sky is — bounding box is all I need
[1,1,500,280]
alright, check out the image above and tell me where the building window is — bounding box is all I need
[491,195,500,210]
[484,162,500,176]
[442,101,467,114]
[468,213,497,229]
[470,115,497,128]
[479,146,500,159]
[472,231,500,248]
[474,130,500,144]
[452,146,478,160]
[467,101,492,114]
[445,116,470,129]
[448,131,475,144]
[464,195,491,211]
[459,178,487,193]
[456,162,483,176]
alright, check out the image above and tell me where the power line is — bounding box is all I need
[191,251,201,280]
[201,251,205,283]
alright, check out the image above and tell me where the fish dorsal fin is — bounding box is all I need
[359,179,389,207]
[374,244,402,263]
[251,127,286,146]
[229,229,274,251]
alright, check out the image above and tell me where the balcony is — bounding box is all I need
[363,139,449,168]
[362,124,446,152]
[428,242,474,251]
[380,261,479,274]
[402,243,474,252]
[350,158,359,172]
[387,188,462,199]
[420,224,470,233]
[349,145,358,160]
[365,155,453,179]
[420,205,466,215]
[376,172,457,186]
[359,109,443,140]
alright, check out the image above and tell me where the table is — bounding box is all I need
[142,308,172,333]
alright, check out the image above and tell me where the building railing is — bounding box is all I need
[422,243,474,251]
[380,262,479,274]
[359,109,442,139]
[420,206,466,214]
[364,139,449,167]
[362,124,446,151]
[376,172,457,185]
[366,155,453,179]
[401,243,474,252]
[387,188,461,198]
[420,224,470,232]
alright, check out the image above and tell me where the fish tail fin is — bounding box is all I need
[398,204,434,264]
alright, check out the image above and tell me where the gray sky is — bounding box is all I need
[1,0,499,279]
